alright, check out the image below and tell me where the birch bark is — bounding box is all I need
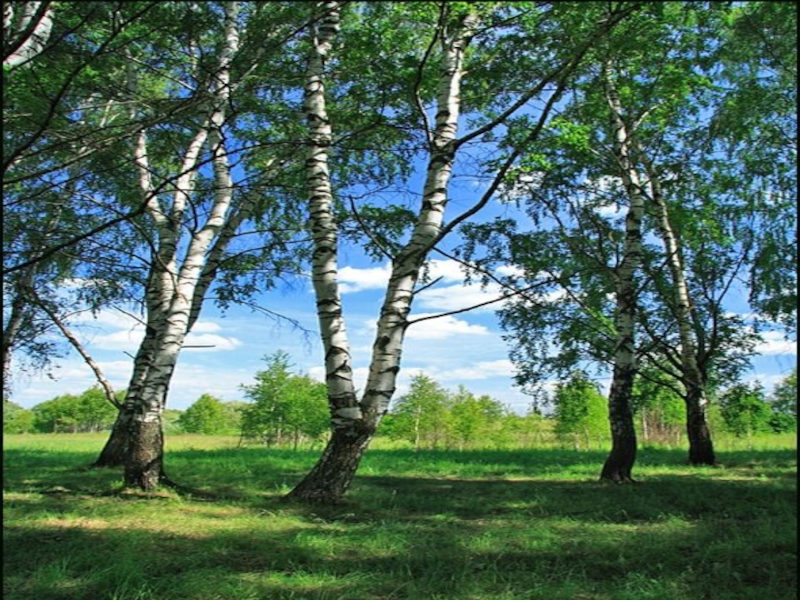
[641,156,716,466]
[287,5,480,503]
[599,59,643,483]
[3,1,53,69]
[79,1,245,488]
[124,1,245,490]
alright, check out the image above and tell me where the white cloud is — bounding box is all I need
[70,307,144,330]
[424,259,469,283]
[338,264,392,293]
[405,314,491,339]
[755,331,797,356]
[191,321,222,333]
[183,333,242,351]
[89,328,145,351]
[496,264,526,279]
[436,359,516,381]
[415,283,506,313]
[595,202,624,218]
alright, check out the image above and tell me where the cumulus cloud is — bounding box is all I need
[88,328,145,351]
[405,314,491,339]
[414,283,505,313]
[338,264,392,293]
[191,321,222,333]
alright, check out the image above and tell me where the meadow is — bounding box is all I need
[3,433,797,600]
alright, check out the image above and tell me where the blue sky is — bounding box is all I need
[8,246,797,413]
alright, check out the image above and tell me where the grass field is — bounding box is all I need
[3,433,797,600]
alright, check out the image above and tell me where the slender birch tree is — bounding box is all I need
[99,1,262,487]
[94,2,323,486]
[458,2,787,478]
[596,57,645,483]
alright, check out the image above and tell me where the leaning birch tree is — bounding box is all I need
[638,153,716,465]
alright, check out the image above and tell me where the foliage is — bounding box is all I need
[460,1,795,413]
[162,409,185,435]
[3,399,34,433]
[767,369,797,433]
[448,386,506,449]
[551,371,609,450]
[388,374,453,450]
[2,1,795,500]
[718,382,774,438]
[240,351,329,448]
[177,394,237,435]
[30,386,118,433]
[385,374,542,450]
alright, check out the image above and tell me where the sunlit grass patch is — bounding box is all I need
[3,433,796,600]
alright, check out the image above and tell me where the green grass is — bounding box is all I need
[3,434,797,600]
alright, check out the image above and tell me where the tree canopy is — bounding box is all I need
[2,1,795,500]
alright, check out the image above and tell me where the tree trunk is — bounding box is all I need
[598,58,643,484]
[93,322,157,467]
[685,387,715,465]
[99,2,243,488]
[641,154,717,467]
[601,363,638,482]
[1,284,29,390]
[286,3,480,503]
[93,408,132,467]
[284,424,374,504]
[124,412,166,490]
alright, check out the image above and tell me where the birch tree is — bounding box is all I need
[286,1,640,502]
[91,2,312,487]
[459,2,790,479]
[94,1,274,488]
[596,56,645,483]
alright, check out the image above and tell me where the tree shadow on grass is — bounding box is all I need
[4,443,796,599]
[4,474,796,600]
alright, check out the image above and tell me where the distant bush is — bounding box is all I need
[3,399,34,433]
[31,387,117,433]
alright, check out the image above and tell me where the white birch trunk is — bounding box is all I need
[361,12,481,422]
[599,59,644,483]
[641,156,716,465]
[288,7,480,502]
[301,2,359,426]
[122,2,243,488]
[3,1,53,69]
